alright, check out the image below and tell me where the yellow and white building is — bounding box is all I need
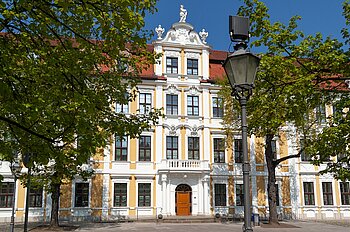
[1,7,350,223]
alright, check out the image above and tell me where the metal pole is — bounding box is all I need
[24,168,31,232]
[240,96,253,232]
[10,177,17,232]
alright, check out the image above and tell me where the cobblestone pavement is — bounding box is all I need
[1,220,350,232]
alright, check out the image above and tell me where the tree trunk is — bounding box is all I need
[265,134,279,225]
[50,183,61,227]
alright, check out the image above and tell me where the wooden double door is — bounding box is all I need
[175,184,192,216]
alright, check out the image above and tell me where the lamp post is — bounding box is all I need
[10,159,22,232]
[22,153,31,232]
[223,16,260,232]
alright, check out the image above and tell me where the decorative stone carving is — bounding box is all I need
[155,25,165,39]
[187,86,201,95]
[191,125,198,136]
[169,125,177,136]
[199,29,208,44]
[164,50,180,57]
[166,84,179,94]
[186,52,200,59]
[179,5,187,22]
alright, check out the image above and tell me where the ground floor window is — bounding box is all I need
[138,183,151,207]
[29,188,43,208]
[0,182,14,208]
[75,183,89,207]
[236,184,244,206]
[303,182,315,205]
[114,183,127,207]
[340,182,350,205]
[214,184,226,206]
[322,182,333,205]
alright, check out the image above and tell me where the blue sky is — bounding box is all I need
[145,0,346,52]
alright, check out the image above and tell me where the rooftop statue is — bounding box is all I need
[179,5,187,22]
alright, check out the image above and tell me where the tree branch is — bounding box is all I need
[0,115,55,143]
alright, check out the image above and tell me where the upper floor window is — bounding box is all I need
[166,94,178,115]
[139,93,151,114]
[212,97,223,118]
[166,136,178,159]
[139,136,151,161]
[187,96,199,116]
[166,57,178,74]
[316,104,326,124]
[340,182,350,205]
[0,182,14,208]
[138,183,151,207]
[214,184,226,206]
[213,138,225,163]
[29,187,43,208]
[115,135,128,161]
[116,93,129,113]
[114,183,127,207]
[236,184,244,206]
[75,183,89,207]
[303,182,315,205]
[187,59,198,75]
[300,139,312,161]
[234,139,243,163]
[188,137,199,160]
[322,182,333,205]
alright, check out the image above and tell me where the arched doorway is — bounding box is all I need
[175,184,192,216]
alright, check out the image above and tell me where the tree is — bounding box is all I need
[221,0,348,224]
[307,1,350,182]
[0,0,161,227]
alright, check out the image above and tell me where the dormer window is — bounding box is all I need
[166,57,178,74]
[187,59,198,75]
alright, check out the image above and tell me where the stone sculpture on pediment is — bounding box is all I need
[179,5,187,22]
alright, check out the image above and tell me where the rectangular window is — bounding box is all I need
[0,182,14,208]
[214,138,225,163]
[29,188,43,208]
[115,136,128,161]
[300,139,312,161]
[187,96,199,116]
[138,183,151,207]
[114,183,127,207]
[316,104,326,124]
[166,136,178,159]
[236,184,244,206]
[212,97,223,118]
[214,184,226,206]
[166,94,178,115]
[116,93,129,113]
[188,137,200,160]
[322,182,333,205]
[166,57,178,74]
[187,59,198,75]
[303,182,315,205]
[275,184,280,206]
[75,183,89,207]
[139,93,151,114]
[139,136,151,161]
[234,139,243,163]
[340,182,350,205]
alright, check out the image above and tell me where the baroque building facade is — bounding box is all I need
[1,7,350,223]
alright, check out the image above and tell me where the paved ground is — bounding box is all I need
[1,220,350,232]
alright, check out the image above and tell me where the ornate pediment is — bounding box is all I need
[154,5,209,47]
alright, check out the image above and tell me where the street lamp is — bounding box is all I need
[10,159,22,232]
[223,16,260,232]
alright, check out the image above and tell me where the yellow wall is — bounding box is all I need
[256,176,266,206]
